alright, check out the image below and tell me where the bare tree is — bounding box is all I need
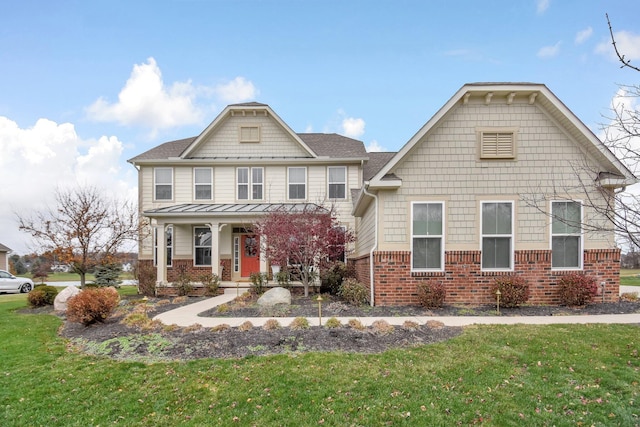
[606,13,640,72]
[17,186,143,286]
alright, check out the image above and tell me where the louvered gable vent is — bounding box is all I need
[481,132,515,159]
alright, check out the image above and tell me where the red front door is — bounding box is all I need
[240,235,260,277]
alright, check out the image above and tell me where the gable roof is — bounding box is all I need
[368,82,637,189]
[0,243,11,252]
[128,106,368,165]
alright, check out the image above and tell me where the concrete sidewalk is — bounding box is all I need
[153,287,640,328]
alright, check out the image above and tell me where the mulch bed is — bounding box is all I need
[21,293,640,362]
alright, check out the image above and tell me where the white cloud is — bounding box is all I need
[214,77,258,104]
[366,140,386,152]
[537,42,561,58]
[86,58,258,135]
[341,117,365,138]
[0,117,136,254]
[536,0,550,14]
[575,27,593,44]
[596,31,640,63]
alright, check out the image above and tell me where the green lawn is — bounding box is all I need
[621,269,640,287]
[1,297,638,426]
[22,271,135,283]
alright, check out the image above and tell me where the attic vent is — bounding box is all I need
[480,131,516,159]
[240,126,260,143]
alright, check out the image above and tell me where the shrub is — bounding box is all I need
[66,287,120,326]
[28,285,58,307]
[557,273,598,306]
[238,321,254,331]
[289,317,310,330]
[402,320,420,330]
[338,278,369,306]
[275,270,291,288]
[263,319,281,330]
[136,261,157,297]
[320,262,349,295]
[416,281,446,308]
[175,265,194,296]
[211,324,230,333]
[200,273,220,296]
[183,323,203,333]
[371,319,394,335]
[121,312,152,329]
[347,319,365,330]
[250,272,268,295]
[216,303,230,313]
[325,317,342,328]
[490,277,530,308]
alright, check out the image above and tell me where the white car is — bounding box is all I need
[0,270,34,293]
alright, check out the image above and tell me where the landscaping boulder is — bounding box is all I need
[257,287,291,306]
[54,286,81,312]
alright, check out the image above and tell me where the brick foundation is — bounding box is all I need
[361,249,620,306]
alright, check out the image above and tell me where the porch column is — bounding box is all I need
[209,222,220,276]
[156,222,167,284]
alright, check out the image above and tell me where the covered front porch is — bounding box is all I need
[146,203,320,287]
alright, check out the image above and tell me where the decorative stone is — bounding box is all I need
[257,287,291,306]
[54,286,81,312]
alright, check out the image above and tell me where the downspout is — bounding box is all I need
[363,184,378,307]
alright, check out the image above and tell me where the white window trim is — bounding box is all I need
[480,201,514,271]
[153,226,172,267]
[194,226,212,267]
[327,166,347,200]
[288,167,307,200]
[239,125,261,143]
[236,167,264,201]
[154,167,173,201]
[194,167,213,201]
[410,201,445,272]
[550,200,584,270]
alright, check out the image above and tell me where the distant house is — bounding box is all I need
[0,243,11,271]
[129,83,636,305]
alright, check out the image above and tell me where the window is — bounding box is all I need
[481,202,513,270]
[154,168,173,200]
[411,202,444,270]
[239,126,260,143]
[194,168,212,200]
[329,225,348,263]
[328,166,347,199]
[480,132,515,159]
[194,227,212,266]
[288,167,306,200]
[153,226,172,267]
[552,201,582,269]
[237,167,263,200]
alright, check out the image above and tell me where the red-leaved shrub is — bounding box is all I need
[490,277,530,308]
[557,273,598,306]
[416,281,446,308]
[66,287,120,325]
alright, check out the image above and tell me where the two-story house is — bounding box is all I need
[129,83,637,305]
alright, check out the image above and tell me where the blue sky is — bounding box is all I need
[1,0,639,254]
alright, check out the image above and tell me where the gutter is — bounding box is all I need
[363,184,378,307]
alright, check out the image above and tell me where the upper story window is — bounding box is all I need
[551,201,582,269]
[237,167,263,200]
[481,201,513,270]
[288,167,307,200]
[239,126,260,143]
[479,130,516,159]
[194,168,213,200]
[154,168,173,201]
[153,226,173,267]
[411,202,444,271]
[328,166,347,199]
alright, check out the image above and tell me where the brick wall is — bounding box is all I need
[366,249,620,306]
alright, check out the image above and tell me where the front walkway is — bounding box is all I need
[153,287,640,328]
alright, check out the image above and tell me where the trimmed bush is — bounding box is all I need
[66,287,120,325]
[325,317,342,328]
[263,319,281,330]
[289,317,310,330]
[557,273,598,306]
[338,278,369,306]
[371,319,394,335]
[28,285,58,307]
[347,319,365,330]
[200,273,220,296]
[238,321,254,331]
[490,277,530,308]
[416,281,446,308]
